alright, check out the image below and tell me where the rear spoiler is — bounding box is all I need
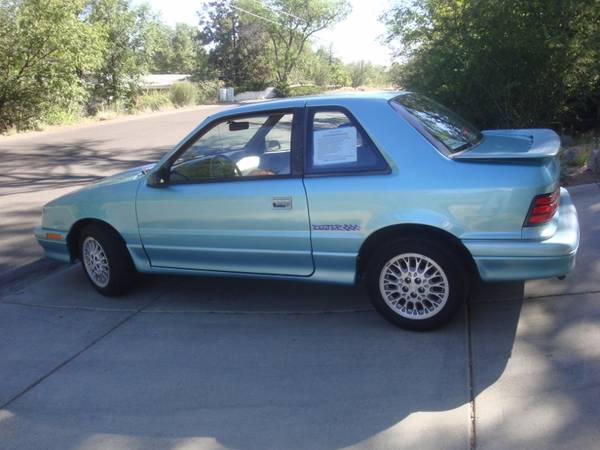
[452,129,560,161]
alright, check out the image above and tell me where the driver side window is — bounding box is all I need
[170,112,293,182]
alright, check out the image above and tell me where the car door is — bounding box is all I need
[301,105,391,278]
[136,108,314,276]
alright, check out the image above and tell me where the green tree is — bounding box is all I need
[0,0,102,131]
[346,60,389,88]
[329,61,351,87]
[152,23,201,74]
[347,60,369,87]
[199,0,273,89]
[243,0,351,92]
[170,23,199,73]
[383,0,600,130]
[87,0,163,106]
[149,22,175,73]
[299,46,349,87]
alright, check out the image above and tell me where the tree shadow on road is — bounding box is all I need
[0,139,169,195]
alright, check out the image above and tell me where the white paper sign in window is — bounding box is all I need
[313,126,357,166]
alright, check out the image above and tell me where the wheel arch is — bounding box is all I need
[67,218,127,261]
[356,223,478,281]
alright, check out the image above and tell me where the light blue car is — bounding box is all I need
[35,92,580,330]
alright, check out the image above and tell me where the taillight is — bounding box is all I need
[524,188,560,226]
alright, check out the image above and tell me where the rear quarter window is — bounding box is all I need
[306,109,388,175]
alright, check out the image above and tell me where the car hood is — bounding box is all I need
[43,164,155,210]
[79,163,156,190]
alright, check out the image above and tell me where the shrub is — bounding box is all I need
[286,85,323,97]
[170,81,198,107]
[573,149,591,168]
[236,81,270,93]
[0,1,100,132]
[275,82,291,97]
[134,92,172,112]
[41,104,85,126]
[196,80,221,104]
[94,102,127,121]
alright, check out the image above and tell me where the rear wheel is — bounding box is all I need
[366,239,468,331]
[79,224,136,296]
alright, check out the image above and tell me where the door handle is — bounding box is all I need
[272,197,292,209]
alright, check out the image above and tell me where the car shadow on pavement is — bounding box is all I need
[469,289,600,449]
[0,265,524,450]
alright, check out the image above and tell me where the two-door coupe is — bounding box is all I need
[35,92,580,330]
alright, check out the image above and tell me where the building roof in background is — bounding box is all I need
[142,74,191,89]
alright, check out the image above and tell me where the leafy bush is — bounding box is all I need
[196,80,221,104]
[274,82,291,97]
[134,92,172,112]
[0,1,100,132]
[286,85,323,97]
[169,82,198,107]
[94,102,128,121]
[383,0,600,131]
[575,150,590,168]
[236,81,270,93]
[42,105,85,126]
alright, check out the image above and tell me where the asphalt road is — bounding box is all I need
[0,105,232,277]
[0,184,598,450]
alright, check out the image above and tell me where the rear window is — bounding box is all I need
[391,93,482,153]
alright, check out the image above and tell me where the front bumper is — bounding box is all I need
[463,187,580,281]
[34,227,72,263]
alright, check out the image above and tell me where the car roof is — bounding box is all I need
[208,91,408,120]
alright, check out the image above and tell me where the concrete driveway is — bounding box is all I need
[0,184,598,450]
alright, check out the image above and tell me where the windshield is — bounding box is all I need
[392,93,482,153]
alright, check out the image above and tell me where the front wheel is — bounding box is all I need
[79,224,136,296]
[366,240,468,331]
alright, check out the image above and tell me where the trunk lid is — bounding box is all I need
[451,128,562,239]
[453,129,560,161]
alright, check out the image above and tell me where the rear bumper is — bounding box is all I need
[463,187,579,281]
[34,227,72,263]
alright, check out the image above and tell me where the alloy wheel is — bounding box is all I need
[82,236,110,288]
[378,253,449,320]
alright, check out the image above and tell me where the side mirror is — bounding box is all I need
[147,169,169,187]
[267,139,281,151]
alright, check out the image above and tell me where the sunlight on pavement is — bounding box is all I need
[0,410,15,423]
[345,406,469,450]
[77,434,226,450]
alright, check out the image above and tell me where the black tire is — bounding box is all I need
[366,239,468,331]
[78,223,136,296]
